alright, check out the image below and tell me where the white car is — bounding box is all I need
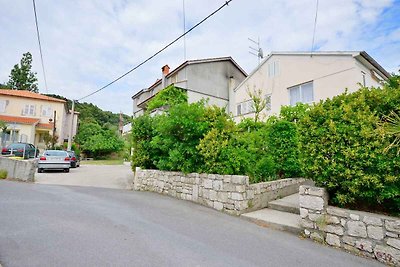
[38,150,71,173]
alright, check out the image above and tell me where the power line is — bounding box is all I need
[32,0,49,93]
[78,0,232,101]
[310,0,319,55]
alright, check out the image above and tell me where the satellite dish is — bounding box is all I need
[258,48,264,59]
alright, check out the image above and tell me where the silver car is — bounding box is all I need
[38,150,71,173]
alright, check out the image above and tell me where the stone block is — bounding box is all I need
[231,175,247,185]
[304,229,311,236]
[299,185,327,197]
[347,221,367,238]
[387,238,400,250]
[299,195,326,211]
[349,213,360,221]
[326,215,340,225]
[367,225,384,240]
[231,192,244,201]
[192,185,199,201]
[341,219,346,227]
[209,190,217,201]
[374,244,400,266]
[387,232,399,238]
[204,179,213,189]
[217,192,229,203]
[301,219,315,229]
[363,216,383,226]
[386,220,400,234]
[309,213,324,222]
[300,208,308,219]
[310,232,324,242]
[213,180,223,191]
[213,201,224,211]
[326,207,348,218]
[234,200,248,211]
[235,185,246,193]
[320,225,344,236]
[326,233,341,247]
[355,239,373,253]
[343,236,357,246]
[246,190,255,200]
[223,175,231,183]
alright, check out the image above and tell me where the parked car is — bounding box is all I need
[67,150,80,168]
[1,143,39,159]
[38,150,71,173]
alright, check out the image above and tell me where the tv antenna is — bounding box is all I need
[248,37,264,64]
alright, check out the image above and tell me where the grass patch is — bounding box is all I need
[80,159,125,165]
[0,169,8,179]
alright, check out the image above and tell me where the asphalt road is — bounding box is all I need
[35,163,133,190]
[0,181,383,267]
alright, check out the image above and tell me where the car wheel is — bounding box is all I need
[38,168,43,173]
[64,168,70,173]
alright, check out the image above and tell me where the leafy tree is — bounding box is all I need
[0,84,8,89]
[247,86,269,123]
[7,52,38,92]
[146,85,188,112]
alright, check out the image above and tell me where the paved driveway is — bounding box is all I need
[35,163,133,190]
[0,181,382,267]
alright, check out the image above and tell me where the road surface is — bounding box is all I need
[0,181,382,267]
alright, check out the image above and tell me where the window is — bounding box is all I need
[23,104,36,116]
[0,100,6,113]
[289,81,314,106]
[361,71,366,87]
[237,100,254,115]
[170,74,178,84]
[265,94,272,111]
[41,106,53,117]
[268,61,279,77]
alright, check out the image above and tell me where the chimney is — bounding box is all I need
[161,64,170,88]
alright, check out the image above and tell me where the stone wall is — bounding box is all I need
[0,157,36,182]
[299,185,400,266]
[134,168,310,215]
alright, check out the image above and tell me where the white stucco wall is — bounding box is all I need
[233,53,385,122]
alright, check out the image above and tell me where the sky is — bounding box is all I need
[0,0,399,115]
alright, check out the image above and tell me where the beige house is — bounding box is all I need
[132,57,247,117]
[233,51,390,121]
[0,90,79,149]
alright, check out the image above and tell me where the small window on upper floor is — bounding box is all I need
[265,94,272,111]
[237,99,254,116]
[22,104,36,116]
[41,106,53,117]
[289,81,314,106]
[0,100,6,113]
[268,61,279,77]
[361,71,366,87]
[171,74,178,84]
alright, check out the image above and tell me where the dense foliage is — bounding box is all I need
[75,122,124,158]
[146,85,188,112]
[299,84,400,213]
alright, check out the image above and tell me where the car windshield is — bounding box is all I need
[44,151,67,157]
[67,151,75,156]
[8,144,25,149]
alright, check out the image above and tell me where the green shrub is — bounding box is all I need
[267,119,302,178]
[298,86,400,213]
[0,169,7,179]
[146,85,188,112]
[131,114,156,169]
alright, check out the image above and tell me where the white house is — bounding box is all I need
[232,51,390,121]
[132,57,247,117]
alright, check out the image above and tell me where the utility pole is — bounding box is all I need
[67,100,75,151]
[52,110,56,149]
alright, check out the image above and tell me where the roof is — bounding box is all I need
[0,89,66,103]
[0,115,39,125]
[132,57,247,99]
[234,51,390,92]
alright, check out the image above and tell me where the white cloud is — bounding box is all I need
[0,0,398,114]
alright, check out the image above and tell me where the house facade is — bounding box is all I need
[132,57,247,117]
[233,51,390,121]
[0,90,79,149]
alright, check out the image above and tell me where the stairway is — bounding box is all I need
[241,193,302,234]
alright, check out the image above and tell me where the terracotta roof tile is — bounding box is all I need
[0,115,40,125]
[0,89,66,103]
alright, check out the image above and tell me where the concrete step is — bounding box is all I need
[268,193,300,214]
[241,208,302,235]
